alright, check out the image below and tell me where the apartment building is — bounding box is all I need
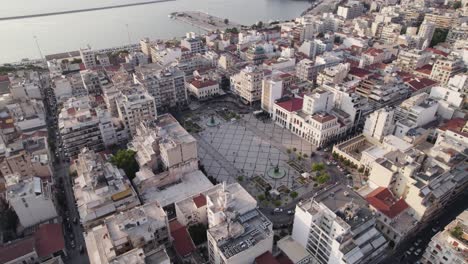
[58,97,104,157]
[133,64,187,110]
[116,89,157,137]
[206,183,274,264]
[424,12,459,29]
[73,148,140,228]
[447,23,468,43]
[6,174,58,228]
[0,136,52,179]
[291,184,388,264]
[181,32,206,54]
[418,21,436,46]
[380,23,402,44]
[421,210,468,264]
[317,63,350,85]
[8,71,43,101]
[394,49,431,72]
[394,93,438,137]
[0,224,66,264]
[337,1,364,20]
[80,47,97,70]
[430,55,465,85]
[368,149,468,223]
[261,72,293,115]
[230,66,264,104]
[296,55,342,82]
[365,187,418,247]
[84,201,170,264]
[363,107,395,142]
[80,69,107,95]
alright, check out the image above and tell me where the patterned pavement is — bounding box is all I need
[197,113,314,190]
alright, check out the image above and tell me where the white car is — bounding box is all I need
[274,208,283,213]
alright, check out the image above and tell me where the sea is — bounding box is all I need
[0,0,311,63]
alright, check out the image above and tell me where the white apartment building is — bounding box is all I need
[125,51,149,67]
[80,47,97,69]
[6,175,58,228]
[8,71,43,101]
[230,66,264,104]
[133,64,187,110]
[0,136,53,179]
[368,150,468,223]
[447,23,468,43]
[430,55,465,85]
[394,93,438,137]
[129,113,201,197]
[188,77,220,100]
[261,75,286,115]
[58,97,107,157]
[379,23,402,44]
[291,184,388,264]
[363,107,395,142]
[116,89,157,137]
[418,21,436,47]
[421,210,468,264]
[317,63,350,85]
[80,69,106,95]
[394,50,431,72]
[84,201,170,264]
[337,1,364,20]
[73,148,140,228]
[206,183,274,264]
[181,32,206,54]
[296,55,342,82]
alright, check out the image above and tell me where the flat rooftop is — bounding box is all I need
[208,209,273,260]
[277,235,311,263]
[140,170,213,206]
[302,183,374,229]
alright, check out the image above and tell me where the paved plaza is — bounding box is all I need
[196,113,314,191]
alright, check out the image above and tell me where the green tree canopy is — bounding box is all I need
[317,173,330,184]
[110,149,139,180]
[430,28,449,47]
[312,163,325,172]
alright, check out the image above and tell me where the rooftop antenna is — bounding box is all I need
[33,35,44,61]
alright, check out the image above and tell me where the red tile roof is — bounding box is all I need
[311,113,336,123]
[276,254,294,264]
[438,118,468,137]
[67,107,76,115]
[348,67,372,78]
[255,251,280,264]
[169,220,196,257]
[366,187,408,218]
[0,237,35,263]
[424,48,449,57]
[275,98,303,112]
[193,194,207,208]
[190,79,218,89]
[34,223,65,258]
[0,75,9,82]
[414,64,433,75]
[364,48,384,56]
[405,78,438,92]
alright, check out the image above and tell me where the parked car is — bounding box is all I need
[274,208,283,213]
[287,210,294,215]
